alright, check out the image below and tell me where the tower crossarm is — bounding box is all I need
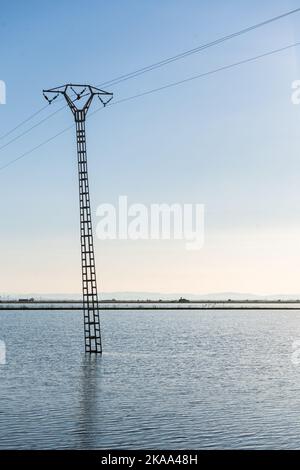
[43,84,113,115]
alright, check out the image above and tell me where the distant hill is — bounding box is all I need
[1,291,300,301]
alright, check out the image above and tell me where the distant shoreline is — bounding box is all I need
[1,299,300,310]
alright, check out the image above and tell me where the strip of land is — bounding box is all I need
[0,300,300,310]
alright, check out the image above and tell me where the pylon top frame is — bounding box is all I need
[43,83,113,115]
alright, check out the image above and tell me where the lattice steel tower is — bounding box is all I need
[43,84,113,353]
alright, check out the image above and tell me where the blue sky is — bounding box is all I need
[1,0,300,295]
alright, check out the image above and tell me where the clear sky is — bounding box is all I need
[1,0,300,296]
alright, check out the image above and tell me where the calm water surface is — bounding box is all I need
[1,309,300,449]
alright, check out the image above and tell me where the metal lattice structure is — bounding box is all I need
[43,84,113,353]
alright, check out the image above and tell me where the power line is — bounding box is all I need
[97,6,300,89]
[0,104,67,152]
[0,93,88,153]
[1,6,300,145]
[1,40,299,172]
[0,124,74,171]
[0,104,49,141]
[104,41,300,107]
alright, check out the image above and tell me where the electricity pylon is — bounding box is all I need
[43,84,113,353]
